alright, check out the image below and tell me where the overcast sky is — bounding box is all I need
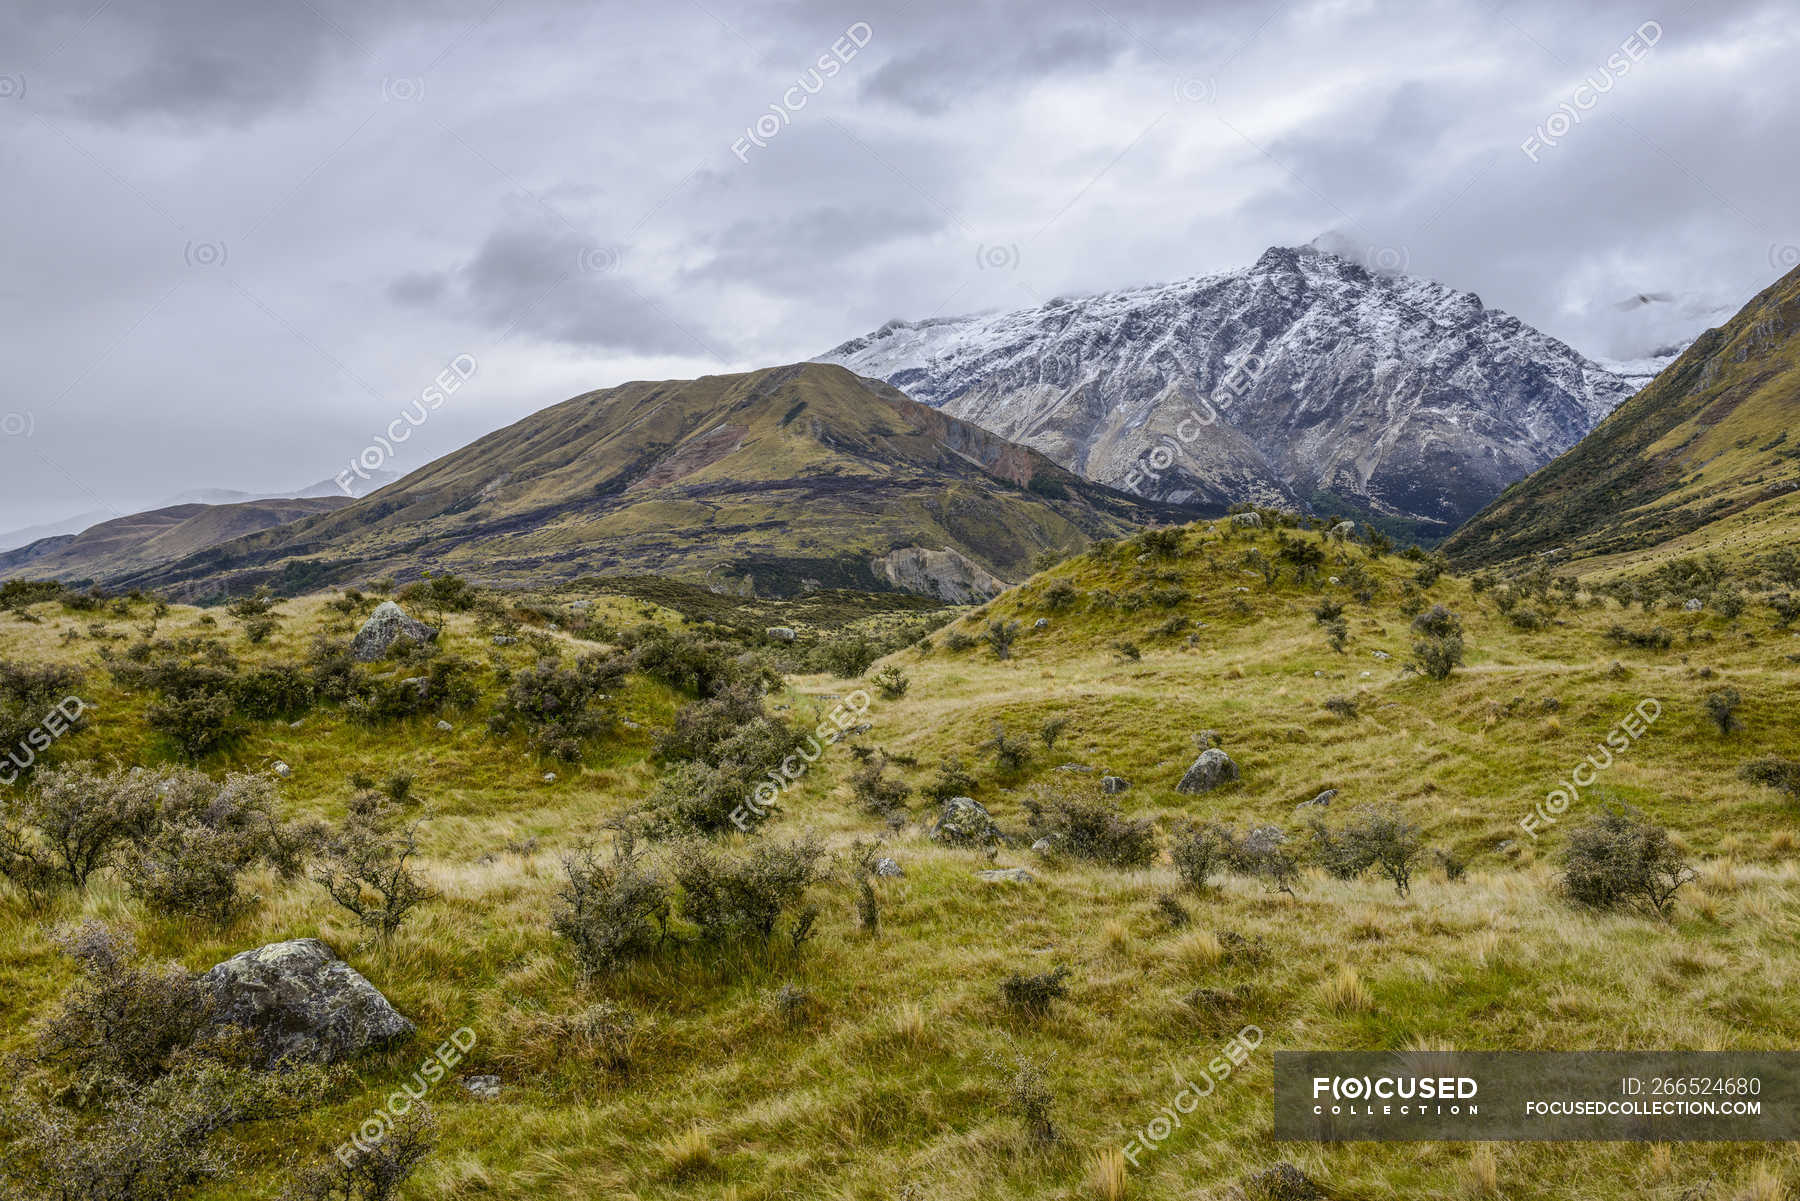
[1,0,1794,531]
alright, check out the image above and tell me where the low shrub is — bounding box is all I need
[1560,803,1696,920]
[1023,787,1155,868]
[670,835,827,949]
[999,964,1072,1016]
[552,841,670,981]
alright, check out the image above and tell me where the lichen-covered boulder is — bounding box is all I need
[1177,748,1239,794]
[199,939,415,1067]
[1101,775,1130,794]
[930,796,998,846]
[1231,512,1263,528]
[977,868,1034,884]
[351,602,437,662]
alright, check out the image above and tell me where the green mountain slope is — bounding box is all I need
[112,364,1198,600]
[1445,263,1800,573]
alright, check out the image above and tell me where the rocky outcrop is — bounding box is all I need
[1177,748,1239,794]
[930,796,999,846]
[873,547,1006,604]
[199,938,416,1067]
[351,602,437,661]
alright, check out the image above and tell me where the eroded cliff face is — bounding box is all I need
[873,546,1006,604]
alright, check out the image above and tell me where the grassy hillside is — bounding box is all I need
[1444,263,1800,576]
[4,516,1800,1200]
[100,364,1198,601]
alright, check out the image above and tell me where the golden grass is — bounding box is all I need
[5,527,1800,1199]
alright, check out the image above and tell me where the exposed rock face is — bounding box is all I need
[821,244,1636,534]
[874,857,904,877]
[351,602,437,662]
[199,938,415,1067]
[930,796,999,846]
[1300,788,1338,809]
[977,867,1035,883]
[1177,748,1239,794]
[1101,776,1130,794]
[766,626,798,642]
[873,547,1005,604]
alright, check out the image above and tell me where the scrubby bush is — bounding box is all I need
[870,664,910,699]
[670,835,827,948]
[983,722,1032,773]
[1172,823,1230,892]
[1138,528,1184,559]
[1042,580,1080,611]
[552,841,670,981]
[117,771,298,924]
[233,664,315,720]
[1322,695,1358,720]
[1022,786,1155,868]
[850,754,911,819]
[923,755,979,803]
[1039,716,1069,750]
[1604,624,1673,650]
[148,689,244,759]
[1216,824,1300,893]
[1560,804,1696,920]
[986,1048,1058,1144]
[36,921,209,1086]
[1308,806,1425,896]
[0,660,87,781]
[0,763,159,900]
[985,620,1021,661]
[1740,757,1800,796]
[312,800,436,940]
[999,964,1071,1016]
[1409,605,1464,680]
[284,1105,438,1201]
[1704,687,1742,735]
[489,652,625,759]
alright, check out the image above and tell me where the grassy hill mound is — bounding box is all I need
[3,518,1800,1200]
[1446,262,1800,579]
[105,364,1197,601]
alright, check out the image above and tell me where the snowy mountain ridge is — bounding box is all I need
[818,244,1641,536]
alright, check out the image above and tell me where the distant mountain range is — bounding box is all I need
[55,364,1194,602]
[0,498,356,585]
[819,244,1639,540]
[0,470,398,553]
[1446,261,1800,572]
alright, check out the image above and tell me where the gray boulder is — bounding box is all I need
[1033,617,1049,629]
[766,626,797,642]
[1177,748,1239,794]
[873,857,904,877]
[1329,521,1359,542]
[461,1074,501,1099]
[977,868,1035,884]
[1299,788,1337,809]
[1231,512,1263,528]
[930,796,998,846]
[199,939,415,1067]
[1100,775,1130,794]
[351,602,438,662]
